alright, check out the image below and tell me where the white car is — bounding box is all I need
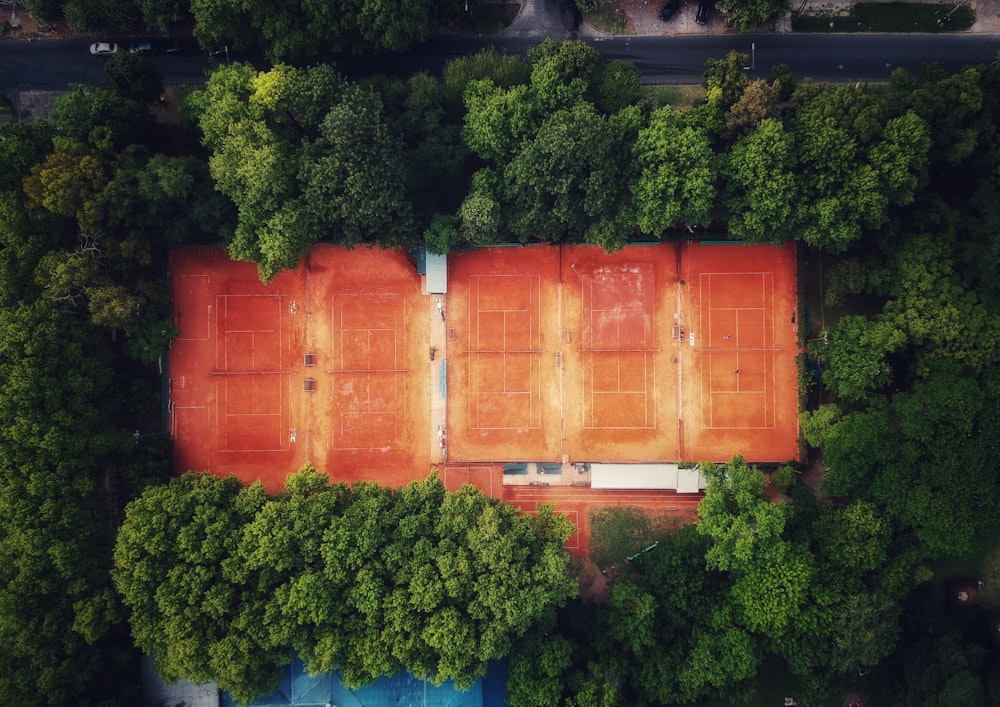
[89,42,119,55]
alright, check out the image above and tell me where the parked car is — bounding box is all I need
[164,41,195,54]
[659,0,681,21]
[89,42,119,55]
[695,0,711,24]
[129,41,153,54]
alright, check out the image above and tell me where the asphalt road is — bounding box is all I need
[1,33,999,91]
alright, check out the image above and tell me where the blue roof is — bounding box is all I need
[221,657,508,707]
[426,249,447,294]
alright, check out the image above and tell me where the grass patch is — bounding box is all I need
[645,84,707,109]
[582,1,628,34]
[793,2,974,32]
[928,536,1000,608]
[589,506,692,573]
[449,3,520,34]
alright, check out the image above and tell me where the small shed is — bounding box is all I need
[590,463,680,490]
[589,463,707,492]
[426,249,447,294]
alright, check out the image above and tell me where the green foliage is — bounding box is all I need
[703,51,750,109]
[698,458,788,572]
[720,0,788,29]
[63,0,140,30]
[823,258,867,306]
[897,632,998,706]
[503,102,637,245]
[770,465,795,493]
[595,60,642,114]
[442,48,530,110]
[136,0,187,31]
[424,214,461,255]
[395,73,468,199]
[722,118,798,243]
[190,0,450,60]
[527,39,604,88]
[699,458,817,644]
[113,473,280,701]
[105,52,164,104]
[633,105,717,233]
[463,80,537,163]
[0,121,55,190]
[816,315,906,402]
[459,172,504,246]
[724,79,782,136]
[197,64,423,279]
[813,363,1000,559]
[51,85,153,151]
[877,233,1000,372]
[0,301,140,705]
[115,471,577,701]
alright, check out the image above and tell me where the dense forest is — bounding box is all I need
[1,40,1000,705]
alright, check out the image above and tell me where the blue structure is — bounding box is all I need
[426,249,448,294]
[221,657,508,707]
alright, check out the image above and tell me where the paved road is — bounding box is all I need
[1,33,999,92]
[338,33,1000,84]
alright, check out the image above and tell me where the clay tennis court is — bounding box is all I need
[446,242,798,464]
[169,246,429,492]
[170,241,798,550]
[678,242,799,462]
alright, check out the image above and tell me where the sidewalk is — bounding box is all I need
[570,0,1000,36]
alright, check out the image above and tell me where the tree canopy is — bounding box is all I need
[114,469,578,702]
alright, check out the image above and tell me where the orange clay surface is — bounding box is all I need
[170,242,798,552]
[447,242,799,464]
[678,242,800,462]
[441,463,700,555]
[169,246,430,493]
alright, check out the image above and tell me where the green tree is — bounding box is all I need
[698,458,816,643]
[0,121,54,191]
[50,85,153,151]
[300,85,415,249]
[136,0,187,31]
[722,118,798,243]
[876,233,1000,372]
[898,633,997,706]
[595,60,642,114]
[720,0,788,30]
[632,105,717,234]
[703,51,750,109]
[105,52,164,104]
[815,315,907,402]
[442,47,530,110]
[113,473,278,702]
[724,78,781,136]
[116,471,577,701]
[459,172,504,246]
[789,107,887,250]
[463,79,537,163]
[394,73,468,200]
[0,301,138,705]
[503,103,639,248]
[191,0,451,61]
[697,458,789,572]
